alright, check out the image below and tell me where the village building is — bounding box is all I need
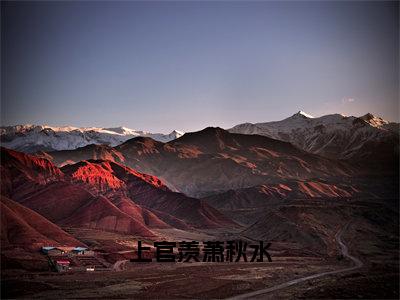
[57,246,75,254]
[41,246,64,256]
[55,260,70,272]
[72,247,94,256]
[41,246,108,272]
[41,246,94,256]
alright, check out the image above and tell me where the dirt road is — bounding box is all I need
[227,223,363,299]
[112,259,128,271]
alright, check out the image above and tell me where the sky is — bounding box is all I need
[1,1,399,133]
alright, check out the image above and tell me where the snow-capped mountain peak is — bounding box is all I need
[171,130,184,135]
[229,112,398,160]
[168,130,185,138]
[292,111,314,119]
[0,124,185,153]
[359,113,389,128]
[103,126,146,135]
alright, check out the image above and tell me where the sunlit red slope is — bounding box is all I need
[0,148,164,236]
[61,159,238,228]
[1,147,63,199]
[1,195,85,250]
[2,147,237,235]
[62,159,167,192]
[16,182,157,238]
[203,180,360,210]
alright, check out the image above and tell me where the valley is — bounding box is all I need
[0,114,398,299]
[2,201,398,299]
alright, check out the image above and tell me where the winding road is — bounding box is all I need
[227,223,363,299]
[112,259,128,271]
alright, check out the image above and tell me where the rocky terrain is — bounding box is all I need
[1,114,398,299]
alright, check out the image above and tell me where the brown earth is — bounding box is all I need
[40,127,356,197]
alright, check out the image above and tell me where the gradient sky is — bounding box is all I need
[1,1,398,133]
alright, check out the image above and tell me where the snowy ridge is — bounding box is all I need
[296,111,314,118]
[0,124,184,153]
[230,112,399,159]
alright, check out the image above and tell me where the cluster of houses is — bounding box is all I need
[41,246,97,272]
[41,246,94,256]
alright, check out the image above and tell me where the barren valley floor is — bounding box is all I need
[2,205,398,299]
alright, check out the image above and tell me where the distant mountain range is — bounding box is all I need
[230,111,399,160]
[1,112,398,158]
[2,111,397,196]
[0,124,184,153]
